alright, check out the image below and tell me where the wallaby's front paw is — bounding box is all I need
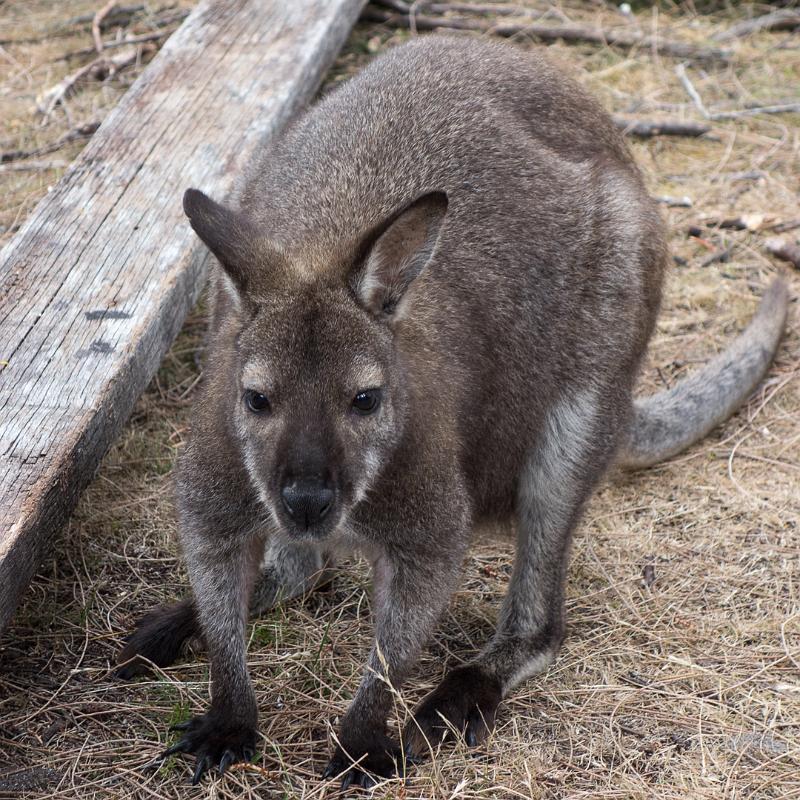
[162,714,256,784]
[322,730,402,789]
[403,665,502,757]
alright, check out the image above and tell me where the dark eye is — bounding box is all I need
[352,389,381,416]
[244,389,270,414]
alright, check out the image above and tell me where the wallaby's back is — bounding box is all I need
[237,35,667,513]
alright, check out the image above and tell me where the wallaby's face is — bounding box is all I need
[233,288,402,540]
[182,187,448,540]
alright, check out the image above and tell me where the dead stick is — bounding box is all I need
[93,1,119,54]
[372,0,411,12]
[675,63,710,118]
[1,121,100,164]
[425,2,544,15]
[60,27,179,61]
[37,46,152,119]
[675,66,800,120]
[713,9,800,42]
[66,3,143,29]
[361,7,732,62]
[612,116,711,138]
[0,159,69,174]
[700,246,734,268]
[710,103,800,121]
[765,238,800,270]
[769,219,800,235]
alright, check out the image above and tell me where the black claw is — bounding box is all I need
[340,770,356,791]
[322,762,337,780]
[219,749,235,775]
[161,740,188,758]
[360,772,376,789]
[466,728,478,748]
[169,720,193,732]
[191,756,209,785]
[242,746,255,763]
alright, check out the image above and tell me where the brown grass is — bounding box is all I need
[1,2,798,798]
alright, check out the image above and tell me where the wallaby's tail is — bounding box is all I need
[116,598,198,679]
[617,278,790,470]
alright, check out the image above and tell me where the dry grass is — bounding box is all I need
[1,2,798,798]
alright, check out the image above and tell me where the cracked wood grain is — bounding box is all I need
[0,0,366,631]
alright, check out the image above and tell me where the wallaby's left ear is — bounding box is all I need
[353,191,448,318]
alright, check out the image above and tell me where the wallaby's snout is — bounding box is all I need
[280,479,335,528]
[276,433,340,536]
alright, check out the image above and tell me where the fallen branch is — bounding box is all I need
[769,219,800,235]
[93,0,119,54]
[655,195,692,208]
[58,9,190,61]
[0,159,68,174]
[0,121,100,164]
[612,115,711,138]
[676,64,799,121]
[0,4,144,46]
[765,237,800,270]
[710,103,800,121]
[60,25,184,61]
[37,45,153,120]
[713,9,800,42]
[421,2,544,16]
[675,63,710,117]
[694,214,767,232]
[361,7,732,62]
[64,2,143,29]
[700,245,734,268]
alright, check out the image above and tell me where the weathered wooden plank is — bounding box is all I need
[0,0,365,632]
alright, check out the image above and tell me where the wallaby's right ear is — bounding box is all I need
[352,191,448,320]
[183,189,259,294]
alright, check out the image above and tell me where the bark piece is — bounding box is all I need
[0,0,365,633]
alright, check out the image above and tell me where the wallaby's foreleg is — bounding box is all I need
[162,528,264,784]
[323,543,466,789]
[405,389,622,754]
[116,539,331,678]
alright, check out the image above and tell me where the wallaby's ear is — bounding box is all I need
[353,191,448,319]
[183,188,259,294]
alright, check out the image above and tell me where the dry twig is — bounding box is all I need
[710,103,800,120]
[93,1,119,54]
[612,115,711,138]
[676,63,800,121]
[0,121,100,163]
[655,195,693,208]
[0,159,68,174]
[421,2,543,16]
[769,219,800,235]
[362,7,732,62]
[36,45,153,120]
[713,9,800,42]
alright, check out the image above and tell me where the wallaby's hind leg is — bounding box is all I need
[116,539,331,679]
[405,388,623,754]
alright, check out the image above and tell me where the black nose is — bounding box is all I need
[281,480,334,527]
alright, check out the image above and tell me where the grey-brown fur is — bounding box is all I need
[118,35,788,786]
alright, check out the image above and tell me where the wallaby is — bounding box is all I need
[117,35,789,787]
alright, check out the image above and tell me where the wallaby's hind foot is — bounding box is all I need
[404,665,502,756]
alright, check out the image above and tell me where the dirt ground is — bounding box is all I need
[1,2,798,798]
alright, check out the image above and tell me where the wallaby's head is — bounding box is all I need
[184,188,448,540]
